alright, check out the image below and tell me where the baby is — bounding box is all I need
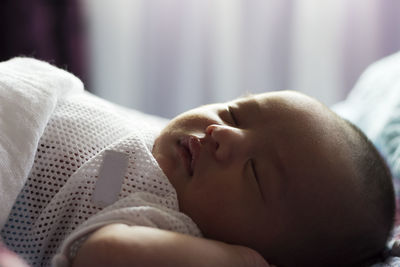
[77,91,395,267]
[0,58,395,267]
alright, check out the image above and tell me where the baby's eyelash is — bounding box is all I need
[250,159,264,200]
[250,160,258,183]
[228,106,238,126]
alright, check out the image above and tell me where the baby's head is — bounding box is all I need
[152,91,395,266]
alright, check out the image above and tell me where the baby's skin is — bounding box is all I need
[74,91,363,266]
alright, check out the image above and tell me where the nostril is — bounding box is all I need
[205,124,217,136]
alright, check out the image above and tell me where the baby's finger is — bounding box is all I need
[231,245,271,267]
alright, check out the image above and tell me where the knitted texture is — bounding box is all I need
[1,91,200,267]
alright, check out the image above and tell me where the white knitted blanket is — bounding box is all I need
[0,58,201,267]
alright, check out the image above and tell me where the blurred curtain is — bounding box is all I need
[83,0,400,118]
[0,0,87,85]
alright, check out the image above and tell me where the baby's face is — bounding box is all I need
[152,91,360,259]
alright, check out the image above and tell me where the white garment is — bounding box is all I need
[0,58,201,267]
[0,57,83,230]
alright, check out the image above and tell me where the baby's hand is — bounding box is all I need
[72,223,273,267]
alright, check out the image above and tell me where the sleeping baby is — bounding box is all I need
[150,90,396,267]
[0,58,395,267]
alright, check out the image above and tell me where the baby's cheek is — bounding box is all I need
[155,154,175,179]
[182,182,232,220]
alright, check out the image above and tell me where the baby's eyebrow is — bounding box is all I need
[228,92,255,106]
[237,91,254,100]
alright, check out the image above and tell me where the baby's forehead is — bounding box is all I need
[238,91,332,122]
[254,92,345,137]
[261,96,358,192]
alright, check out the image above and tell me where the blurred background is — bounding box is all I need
[1,0,400,118]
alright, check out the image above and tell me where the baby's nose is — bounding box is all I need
[205,124,245,161]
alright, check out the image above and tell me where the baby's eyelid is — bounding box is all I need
[228,106,238,126]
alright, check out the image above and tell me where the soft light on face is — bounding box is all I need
[152,91,361,259]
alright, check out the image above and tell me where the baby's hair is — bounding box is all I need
[308,118,395,267]
[341,119,396,266]
[269,116,396,267]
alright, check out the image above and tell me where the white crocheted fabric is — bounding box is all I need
[1,79,200,266]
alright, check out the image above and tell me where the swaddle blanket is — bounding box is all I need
[0,58,201,267]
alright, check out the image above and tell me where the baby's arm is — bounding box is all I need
[72,223,270,267]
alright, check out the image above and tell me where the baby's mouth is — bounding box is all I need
[179,136,201,176]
